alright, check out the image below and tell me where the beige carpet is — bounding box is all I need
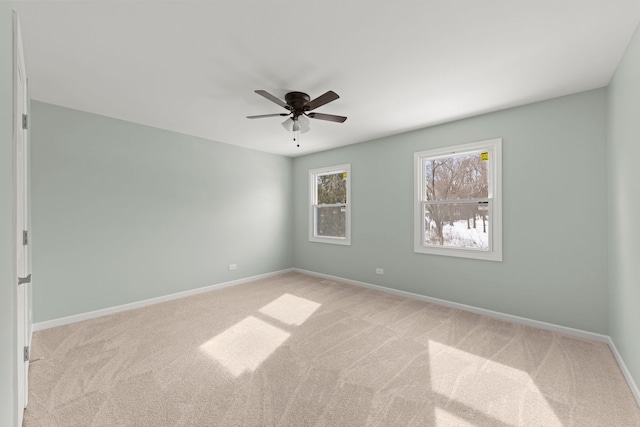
[24,272,640,426]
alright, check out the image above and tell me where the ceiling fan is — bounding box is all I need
[247,90,347,147]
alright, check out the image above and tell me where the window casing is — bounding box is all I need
[309,164,351,245]
[414,139,502,261]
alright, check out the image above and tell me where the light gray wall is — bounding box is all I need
[31,101,293,322]
[293,89,609,334]
[608,23,640,390]
[1,4,17,426]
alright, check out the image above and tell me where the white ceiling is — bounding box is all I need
[14,1,640,157]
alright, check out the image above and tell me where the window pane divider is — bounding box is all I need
[315,203,347,207]
[423,198,490,205]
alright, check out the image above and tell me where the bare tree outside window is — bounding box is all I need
[316,173,347,237]
[424,152,489,249]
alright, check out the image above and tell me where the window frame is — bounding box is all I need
[309,163,351,245]
[413,139,502,261]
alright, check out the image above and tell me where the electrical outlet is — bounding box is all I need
[229,264,237,270]
[376,268,384,275]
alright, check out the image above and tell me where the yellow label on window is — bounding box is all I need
[342,172,347,179]
[480,152,489,161]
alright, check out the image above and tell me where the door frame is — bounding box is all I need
[13,10,30,425]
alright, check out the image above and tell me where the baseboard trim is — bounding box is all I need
[293,268,609,343]
[608,337,640,408]
[33,268,294,331]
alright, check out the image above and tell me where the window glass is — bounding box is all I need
[425,152,488,201]
[317,173,347,204]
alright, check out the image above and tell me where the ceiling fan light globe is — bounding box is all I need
[281,118,294,132]
[299,115,311,133]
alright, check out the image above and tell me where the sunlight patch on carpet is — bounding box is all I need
[428,340,562,426]
[258,293,321,326]
[200,316,290,377]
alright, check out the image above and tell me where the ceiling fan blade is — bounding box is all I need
[306,91,339,111]
[255,90,288,108]
[247,113,290,119]
[308,112,347,123]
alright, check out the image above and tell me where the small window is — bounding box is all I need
[309,164,351,245]
[414,139,502,261]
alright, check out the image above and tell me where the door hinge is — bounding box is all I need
[18,274,31,286]
[23,230,28,246]
[22,114,28,130]
[24,346,29,362]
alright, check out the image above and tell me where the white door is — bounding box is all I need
[14,11,30,425]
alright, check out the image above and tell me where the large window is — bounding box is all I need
[309,164,351,245]
[414,139,502,261]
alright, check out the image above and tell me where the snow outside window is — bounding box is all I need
[309,164,351,245]
[414,139,502,261]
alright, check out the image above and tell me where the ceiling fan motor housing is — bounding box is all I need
[285,92,311,116]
